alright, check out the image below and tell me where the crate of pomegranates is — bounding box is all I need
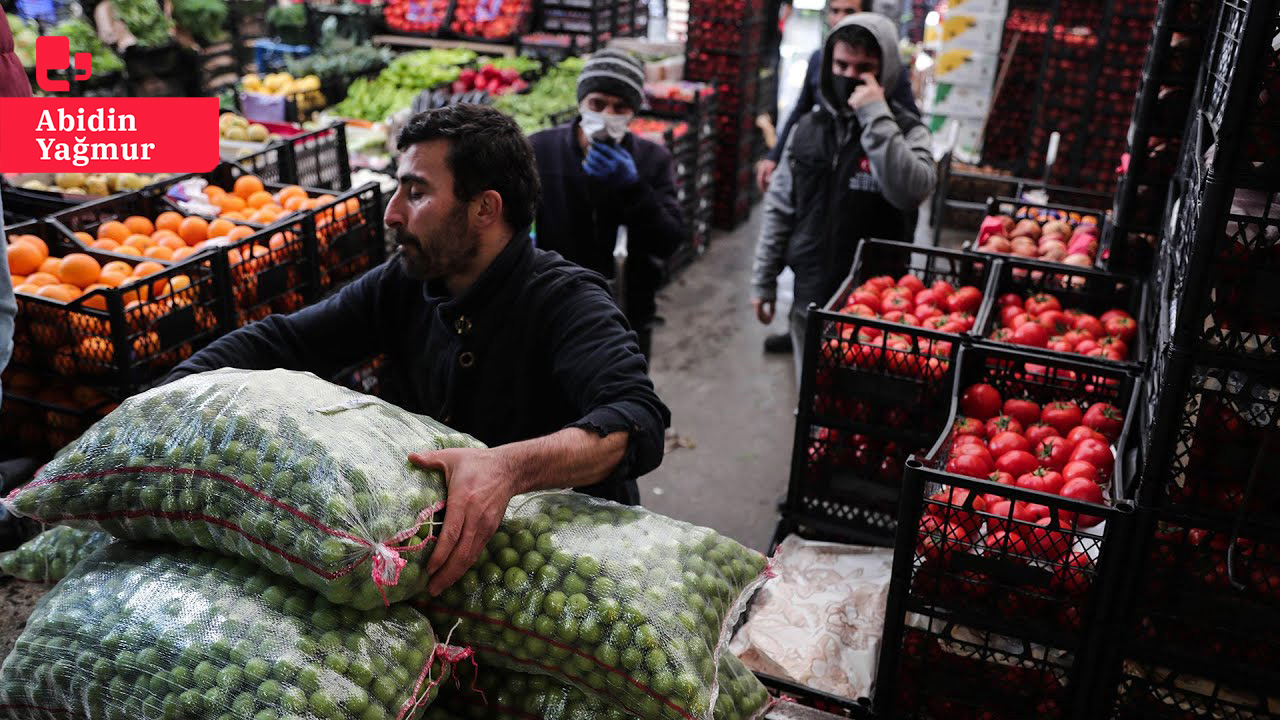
[967,196,1111,269]
[874,343,1139,720]
[974,258,1147,368]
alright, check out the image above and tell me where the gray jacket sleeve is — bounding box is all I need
[752,132,798,302]
[855,99,937,211]
[0,194,17,408]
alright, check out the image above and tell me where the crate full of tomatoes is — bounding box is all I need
[975,258,1145,367]
[970,197,1108,269]
[875,344,1139,720]
[384,0,451,36]
[451,0,533,41]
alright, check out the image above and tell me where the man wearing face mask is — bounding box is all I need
[751,13,936,385]
[530,49,687,362]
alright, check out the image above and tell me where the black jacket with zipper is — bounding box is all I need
[529,120,687,330]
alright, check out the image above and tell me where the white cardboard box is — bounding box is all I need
[927,114,986,163]
[932,48,999,89]
[925,12,1005,53]
[944,0,1010,16]
[924,82,993,118]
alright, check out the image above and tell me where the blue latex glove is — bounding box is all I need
[582,142,639,188]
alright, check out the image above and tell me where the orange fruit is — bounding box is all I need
[171,247,197,262]
[36,284,79,302]
[81,283,111,310]
[155,211,184,233]
[247,190,273,209]
[268,233,287,251]
[216,194,247,213]
[152,229,181,244]
[91,239,121,251]
[114,245,141,257]
[178,217,209,246]
[9,274,25,287]
[123,216,155,236]
[156,274,192,298]
[26,272,59,286]
[74,231,95,246]
[207,218,237,239]
[38,257,61,274]
[79,336,113,360]
[57,253,102,288]
[14,283,39,295]
[101,260,133,276]
[12,234,49,261]
[220,210,247,220]
[227,225,255,242]
[123,234,153,250]
[97,220,130,242]
[98,271,128,288]
[144,246,174,261]
[233,175,265,199]
[314,194,336,206]
[283,195,306,212]
[132,261,165,278]
[276,185,306,202]
[205,185,227,201]
[158,236,187,251]
[7,242,41,275]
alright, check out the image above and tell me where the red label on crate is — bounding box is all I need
[0,97,219,173]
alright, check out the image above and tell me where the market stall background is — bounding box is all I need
[1,0,1279,717]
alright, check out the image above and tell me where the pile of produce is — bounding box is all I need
[49,18,125,75]
[0,543,452,719]
[494,57,584,134]
[111,0,175,48]
[330,49,473,121]
[383,0,450,35]
[450,64,530,96]
[975,209,1102,266]
[15,171,163,196]
[4,368,479,609]
[987,290,1138,361]
[284,42,394,83]
[451,0,531,40]
[265,2,308,44]
[242,72,326,115]
[8,227,187,305]
[419,490,770,720]
[0,526,112,583]
[7,13,37,68]
[171,0,229,45]
[217,112,273,142]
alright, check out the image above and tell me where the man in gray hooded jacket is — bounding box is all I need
[751,12,936,384]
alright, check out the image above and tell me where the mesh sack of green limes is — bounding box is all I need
[431,648,776,720]
[419,491,774,720]
[0,542,466,720]
[2,368,482,609]
[0,526,112,583]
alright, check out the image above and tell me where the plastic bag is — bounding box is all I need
[419,491,772,720]
[435,652,775,720]
[0,542,458,720]
[3,368,482,609]
[0,526,113,583]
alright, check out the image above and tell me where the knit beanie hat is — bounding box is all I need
[576,49,646,111]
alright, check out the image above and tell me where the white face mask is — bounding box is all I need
[580,105,633,143]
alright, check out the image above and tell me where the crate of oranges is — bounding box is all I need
[5,220,231,391]
[0,370,120,459]
[157,164,387,293]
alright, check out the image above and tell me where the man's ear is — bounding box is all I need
[472,189,505,229]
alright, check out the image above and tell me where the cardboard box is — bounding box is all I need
[944,0,1009,16]
[925,12,1005,53]
[927,114,986,164]
[932,48,999,89]
[924,82,993,118]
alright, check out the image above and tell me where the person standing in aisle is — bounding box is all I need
[751,13,937,385]
[165,104,671,595]
[0,15,31,406]
[529,49,687,362]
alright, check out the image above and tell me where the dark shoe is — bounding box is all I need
[763,332,793,354]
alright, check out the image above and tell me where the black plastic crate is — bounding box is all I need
[48,191,189,264]
[974,259,1147,368]
[310,182,386,293]
[0,184,83,224]
[686,16,762,55]
[753,672,872,718]
[966,196,1112,271]
[1110,660,1280,719]
[0,377,119,461]
[5,219,231,392]
[875,344,1141,720]
[212,213,316,328]
[1201,0,1280,184]
[284,123,352,191]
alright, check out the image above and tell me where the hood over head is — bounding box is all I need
[818,12,902,117]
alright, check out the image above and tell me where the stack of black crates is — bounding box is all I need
[533,0,648,53]
[1108,0,1280,716]
[682,0,766,229]
[644,84,718,273]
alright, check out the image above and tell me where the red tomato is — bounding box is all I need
[916,515,968,564]
[1025,422,1060,444]
[1037,310,1071,334]
[1048,337,1074,353]
[1041,401,1084,435]
[914,304,943,322]
[883,295,912,313]
[864,275,895,292]
[1083,402,1125,440]
[927,486,987,532]
[1034,436,1076,470]
[1059,478,1105,526]
[948,311,975,330]
[1017,467,1066,494]
[900,313,921,327]
[930,280,955,297]
[1052,549,1093,594]
[984,415,1024,438]
[960,383,1003,420]
[991,327,1014,342]
[999,305,1025,327]
[947,286,983,314]
[845,303,877,317]
[1099,309,1131,325]
[1013,322,1050,348]
[1067,425,1105,443]
[1096,335,1129,359]
[1074,314,1104,337]
[851,290,882,313]
[1062,460,1099,482]
[998,292,1023,307]
[881,285,912,302]
[897,274,925,294]
[953,442,994,467]
[1027,517,1072,561]
[1076,339,1100,354]
[987,470,1016,487]
[990,431,1031,457]
[1008,312,1036,329]
[882,310,905,323]
[995,449,1039,476]
[953,416,984,436]
[984,530,1030,559]
[1104,315,1137,343]
[913,288,941,307]
[953,433,987,448]
[1063,329,1093,345]
[1025,292,1062,315]
[946,453,992,479]
[1003,398,1042,426]
[1071,439,1114,476]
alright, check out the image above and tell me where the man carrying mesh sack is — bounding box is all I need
[162,104,671,597]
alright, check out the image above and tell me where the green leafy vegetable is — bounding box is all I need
[49,18,126,74]
[493,57,585,134]
[329,49,474,121]
[111,0,175,48]
[172,0,229,45]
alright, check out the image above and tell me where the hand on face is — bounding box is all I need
[848,72,884,110]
